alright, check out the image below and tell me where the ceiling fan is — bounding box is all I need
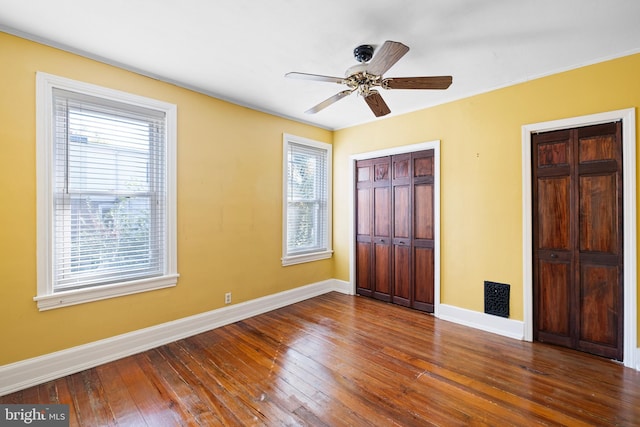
[285,40,453,117]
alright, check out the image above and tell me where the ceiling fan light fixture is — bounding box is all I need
[353,44,374,63]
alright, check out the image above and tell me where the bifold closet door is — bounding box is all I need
[391,153,411,306]
[356,149,435,313]
[532,121,623,361]
[356,156,392,301]
[411,150,435,312]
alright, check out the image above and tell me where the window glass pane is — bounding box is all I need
[67,110,152,193]
[52,89,166,291]
[287,201,320,251]
[54,195,157,290]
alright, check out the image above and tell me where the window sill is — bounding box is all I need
[33,274,179,311]
[281,250,333,266]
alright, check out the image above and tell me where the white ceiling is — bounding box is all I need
[1,0,639,130]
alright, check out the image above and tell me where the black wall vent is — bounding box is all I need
[484,281,510,318]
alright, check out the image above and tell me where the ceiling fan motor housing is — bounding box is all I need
[353,44,374,63]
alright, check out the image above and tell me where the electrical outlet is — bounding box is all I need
[224,292,232,304]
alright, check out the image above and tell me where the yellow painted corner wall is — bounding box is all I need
[0,32,333,365]
[333,53,640,328]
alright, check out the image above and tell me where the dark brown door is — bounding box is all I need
[356,149,435,313]
[532,122,623,360]
[356,157,392,301]
[412,151,435,312]
[392,153,411,307]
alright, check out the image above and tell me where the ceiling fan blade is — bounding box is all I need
[285,72,346,84]
[383,76,453,90]
[364,91,391,117]
[305,89,354,114]
[366,41,410,76]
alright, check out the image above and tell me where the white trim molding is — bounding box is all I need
[0,279,350,396]
[348,140,442,316]
[438,304,525,340]
[521,108,637,370]
[33,275,179,311]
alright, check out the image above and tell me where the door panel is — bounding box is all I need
[356,189,370,235]
[414,184,433,240]
[579,135,615,162]
[374,187,390,237]
[537,141,569,167]
[414,156,433,177]
[537,260,571,339]
[374,243,391,300]
[356,243,372,293]
[537,177,570,250]
[579,174,617,253]
[375,162,389,181]
[393,245,410,305]
[394,186,410,238]
[357,165,370,182]
[393,156,410,180]
[414,247,434,311]
[579,264,619,348]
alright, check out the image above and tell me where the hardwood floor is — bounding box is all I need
[2,292,639,426]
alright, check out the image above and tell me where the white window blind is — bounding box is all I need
[51,88,167,291]
[283,135,332,265]
[36,73,177,310]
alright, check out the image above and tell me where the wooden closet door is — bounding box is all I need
[533,122,623,361]
[575,122,623,360]
[355,156,392,301]
[355,149,435,314]
[412,151,435,312]
[533,129,574,349]
[355,158,374,298]
[392,154,411,307]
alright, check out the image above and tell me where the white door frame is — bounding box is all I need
[521,108,637,369]
[348,140,441,316]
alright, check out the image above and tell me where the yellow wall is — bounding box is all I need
[2,30,639,367]
[333,53,640,327]
[0,32,333,365]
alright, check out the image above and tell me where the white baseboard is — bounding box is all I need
[331,279,352,294]
[439,304,640,371]
[2,283,633,396]
[437,303,525,340]
[0,279,350,396]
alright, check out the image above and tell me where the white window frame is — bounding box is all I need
[282,134,332,266]
[35,72,178,310]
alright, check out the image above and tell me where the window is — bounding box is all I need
[35,73,178,310]
[282,134,332,266]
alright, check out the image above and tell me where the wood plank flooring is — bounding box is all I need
[2,292,639,426]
